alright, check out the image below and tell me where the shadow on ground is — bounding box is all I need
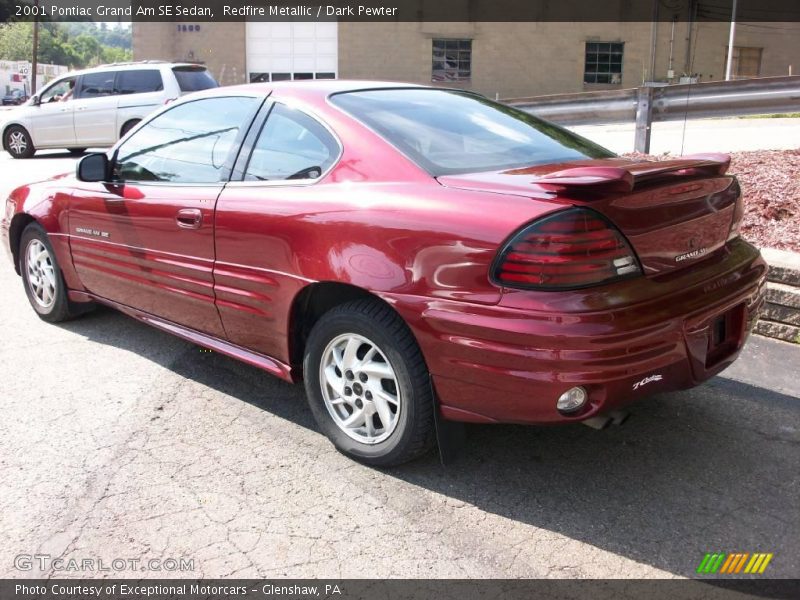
[59,306,800,578]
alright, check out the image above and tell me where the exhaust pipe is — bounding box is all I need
[582,410,630,430]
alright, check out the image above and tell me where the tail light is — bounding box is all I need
[492,208,641,290]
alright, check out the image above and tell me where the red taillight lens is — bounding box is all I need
[492,208,641,290]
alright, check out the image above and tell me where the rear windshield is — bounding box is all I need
[172,67,218,92]
[330,89,615,176]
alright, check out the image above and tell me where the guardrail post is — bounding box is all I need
[634,86,654,153]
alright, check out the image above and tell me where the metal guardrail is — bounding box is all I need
[505,76,800,152]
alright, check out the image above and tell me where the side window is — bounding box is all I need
[115,70,164,94]
[39,77,76,103]
[77,72,116,98]
[115,96,259,184]
[243,104,339,182]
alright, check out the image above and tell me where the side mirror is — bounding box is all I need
[30,95,40,106]
[77,153,109,182]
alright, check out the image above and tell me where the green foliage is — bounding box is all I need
[0,21,132,68]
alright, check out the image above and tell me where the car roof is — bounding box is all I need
[53,61,206,79]
[191,80,442,104]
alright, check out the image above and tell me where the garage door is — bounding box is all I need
[246,22,338,82]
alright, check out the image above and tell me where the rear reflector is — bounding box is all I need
[492,208,641,290]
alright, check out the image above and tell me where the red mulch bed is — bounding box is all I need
[624,150,800,252]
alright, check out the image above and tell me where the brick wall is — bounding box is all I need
[756,249,800,344]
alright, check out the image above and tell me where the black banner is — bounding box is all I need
[5,0,800,22]
[2,579,800,600]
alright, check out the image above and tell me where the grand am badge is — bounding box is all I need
[75,227,110,239]
[675,247,707,262]
[633,374,663,390]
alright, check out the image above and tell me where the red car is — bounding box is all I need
[1,81,767,465]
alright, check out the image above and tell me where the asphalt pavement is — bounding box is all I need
[0,148,798,579]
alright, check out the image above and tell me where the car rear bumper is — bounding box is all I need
[388,238,767,424]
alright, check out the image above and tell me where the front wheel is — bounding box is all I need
[303,298,435,466]
[20,223,91,322]
[5,125,35,159]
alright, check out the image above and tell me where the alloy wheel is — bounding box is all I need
[25,239,57,309]
[8,130,28,155]
[319,333,402,444]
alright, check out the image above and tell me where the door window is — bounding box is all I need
[243,104,339,181]
[115,96,259,183]
[77,72,116,98]
[39,77,76,103]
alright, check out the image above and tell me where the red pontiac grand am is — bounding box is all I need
[1,81,767,465]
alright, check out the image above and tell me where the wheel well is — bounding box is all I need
[120,119,140,138]
[8,214,36,274]
[288,282,386,376]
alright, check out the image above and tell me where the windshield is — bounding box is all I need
[330,89,615,176]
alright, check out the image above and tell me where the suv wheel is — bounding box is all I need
[5,125,35,159]
[303,298,435,466]
[121,119,140,138]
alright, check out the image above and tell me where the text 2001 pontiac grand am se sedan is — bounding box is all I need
[1,81,767,465]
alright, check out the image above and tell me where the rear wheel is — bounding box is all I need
[303,298,435,466]
[5,125,35,159]
[120,119,140,138]
[20,223,92,322]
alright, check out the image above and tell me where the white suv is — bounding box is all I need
[1,61,218,159]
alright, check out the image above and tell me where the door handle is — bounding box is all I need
[176,208,202,229]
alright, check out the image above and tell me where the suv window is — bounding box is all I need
[39,77,76,103]
[244,104,339,181]
[77,71,116,99]
[172,67,218,92]
[115,96,259,184]
[115,69,164,94]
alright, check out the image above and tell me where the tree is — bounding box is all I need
[0,21,131,68]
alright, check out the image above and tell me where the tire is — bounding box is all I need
[303,298,435,466]
[120,119,140,138]
[5,125,35,159]
[68,148,87,155]
[20,223,91,323]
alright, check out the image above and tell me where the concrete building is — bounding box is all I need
[132,20,800,98]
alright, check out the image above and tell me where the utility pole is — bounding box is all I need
[725,0,738,81]
[31,0,40,94]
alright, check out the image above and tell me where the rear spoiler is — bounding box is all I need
[534,153,731,193]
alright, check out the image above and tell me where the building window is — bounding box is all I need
[584,42,624,84]
[432,39,471,82]
[725,46,762,79]
[248,72,336,83]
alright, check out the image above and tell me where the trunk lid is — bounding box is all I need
[437,154,741,276]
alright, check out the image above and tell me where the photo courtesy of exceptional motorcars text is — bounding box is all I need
[0,1,798,599]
